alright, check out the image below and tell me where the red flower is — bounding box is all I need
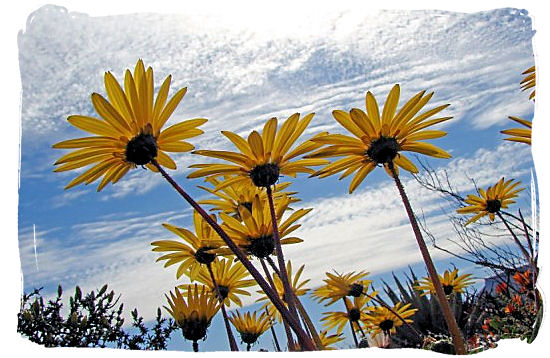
[495,282,508,295]
[512,270,531,292]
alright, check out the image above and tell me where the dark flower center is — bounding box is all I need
[348,283,364,297]
[249,163,280,187]
[180,317,209,342]
[217,285,229,299]
[241,332,259,344]
[379,319,394,333]
[125,133,158,165]
[248,235,275,258]
[485,199,502,213]
[241,202,253,212]
[348,308,361,322]
[366,137,399,164]
[194,247,216,265]
[443,284,455,296]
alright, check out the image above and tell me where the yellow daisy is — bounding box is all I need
[456,177,524,225]
[187,113,329,188]
[320,295,373,334]
[256,261,310,323]
[415,268,475,296]
[307,84,451,193]
[151,211,226,280]
[53,59,206,191]
[198,176,299,218]
[290,330,345,351]
[218,194,308,259]
[318,330,345,350]
[520,65,536,100]
[178,258,256,307]
[364,302,417,336]
[312,270,373,306]
[229,310,272,350]
[501,116,532,145]
[163,284,220,350]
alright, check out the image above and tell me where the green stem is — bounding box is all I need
[389,163,466,355]
[152,160,314,351]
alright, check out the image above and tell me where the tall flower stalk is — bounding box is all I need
[309,84,466,354]
[52,59,315,350]
[151,159,315,350]
[205,262,239,351]
[389,162,466,354]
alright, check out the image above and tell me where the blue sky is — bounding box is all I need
[16,4,538,352]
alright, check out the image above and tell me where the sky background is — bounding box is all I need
[14,3,540,353]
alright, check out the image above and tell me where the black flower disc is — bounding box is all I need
[249,163,280,187]
[125,133,158,165]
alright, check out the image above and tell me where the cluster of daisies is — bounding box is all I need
[52,60,535,352]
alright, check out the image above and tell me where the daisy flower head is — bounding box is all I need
[364,302,417,336]
[501,116,532,145]
[307,84,452,193]
[217,194,307,259]
[151,211,226,280]
[197,176,299,218]
[53,59,206,191]
[520,65,536,100]
[229,310,272,348]
[456,177,524,225]
[178,258,256,307]
[320,295,373,334]
[415,268,475,296]
[256,261,310,323]
[163,284,220,344]
[312,270,373,306]
[187,113,329,189]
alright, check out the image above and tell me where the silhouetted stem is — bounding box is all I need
[389,163,466,355]
[206,263,239,351]
[342,298,359,348]
[192,341,199,352]
[265,186,300,321]
[265,256,324,350]
[260,258,295,350]
[151,160,314,351]
[497,211,535,269]
[265,307,282,352]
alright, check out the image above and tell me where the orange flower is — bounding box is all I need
[512,294,522,306]
[512,270,532,292]
[504,303,517,314]
[495,282,508,295]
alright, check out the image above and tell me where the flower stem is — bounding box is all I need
[206,263,239,351]
[265,307,282,352]
[265,186,301,322]
[388,163,466,355]
[151,160,314,351]
[497,211,536,269]
[260,258,296,350]
[342,298,359,348]
[266,256,324,350]
[192,341,199,352]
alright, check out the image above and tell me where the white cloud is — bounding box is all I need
[19,142,534,321]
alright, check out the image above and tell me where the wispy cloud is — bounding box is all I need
[19,141,533,321]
